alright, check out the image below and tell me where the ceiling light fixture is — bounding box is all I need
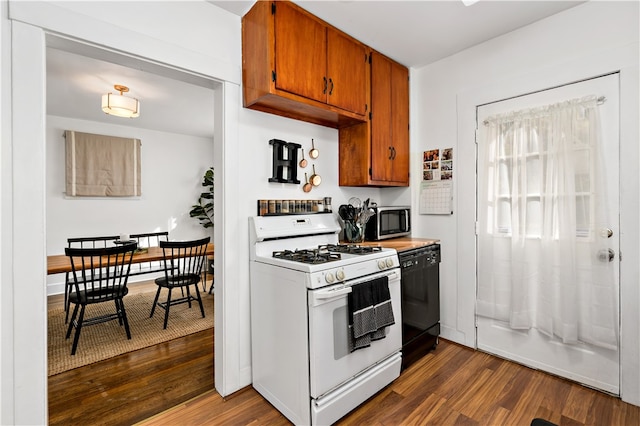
[101,84,140,118]
[461,0,480,6]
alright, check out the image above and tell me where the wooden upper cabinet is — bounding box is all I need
[339,51,409,187]
[389,58,410,183]
[370,51,393,182]
[242,0,368,128]
[273,2,327,103]
[326,28,368,116]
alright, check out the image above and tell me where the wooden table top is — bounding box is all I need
[47,243,214,275]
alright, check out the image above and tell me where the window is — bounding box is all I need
[482,100,598,240]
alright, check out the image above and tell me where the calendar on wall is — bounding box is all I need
[419,148,453,215]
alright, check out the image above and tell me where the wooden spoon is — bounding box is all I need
[299,148,308,168]
[303,173,312,192]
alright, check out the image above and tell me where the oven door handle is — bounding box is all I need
[315,286,352,300]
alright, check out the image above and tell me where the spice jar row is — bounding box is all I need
[257,198,332,216]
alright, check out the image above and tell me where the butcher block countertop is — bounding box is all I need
[352,237,440,253]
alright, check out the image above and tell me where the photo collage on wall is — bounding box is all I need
[419,147,454,215]
[423,148,453,181]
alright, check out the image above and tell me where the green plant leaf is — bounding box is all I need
[189,167,214,229]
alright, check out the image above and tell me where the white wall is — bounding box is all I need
[45,115,215,293]
[410,0,639,405]
[0,1,12,421]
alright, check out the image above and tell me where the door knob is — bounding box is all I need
[598,248,615,262]
[601,228,613,238]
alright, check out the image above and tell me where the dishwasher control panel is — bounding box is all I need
[400,245,441,268]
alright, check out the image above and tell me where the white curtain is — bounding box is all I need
[477,95,618,350]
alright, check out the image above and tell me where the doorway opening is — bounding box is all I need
[44,35,220,423]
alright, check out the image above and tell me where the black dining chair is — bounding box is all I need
[64,235,119,323]
[128,231,170,277]
[65,242,137,355]
[150,236,210,329]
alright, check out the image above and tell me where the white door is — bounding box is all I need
[476,74,620,394]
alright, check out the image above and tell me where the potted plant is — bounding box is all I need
[189,167,214,229]
[190,167,214,284]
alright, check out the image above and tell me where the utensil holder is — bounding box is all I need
[344,220,365,243]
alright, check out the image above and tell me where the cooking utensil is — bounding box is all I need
[299,148,308,168]
[338,205,350,220]
[303,173,312,192]
[338,204,356,220]
[309,138,319,159]
[348,197,361,209]
[310,164,321,186]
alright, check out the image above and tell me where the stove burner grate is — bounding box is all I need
[320,244,383,255]
[273,249,342,264]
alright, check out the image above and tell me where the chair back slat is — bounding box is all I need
[130,231,169,248]
[129,231,169,275]
[67,235,119,249]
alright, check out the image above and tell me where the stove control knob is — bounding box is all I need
[336,269,346,281]
[378,259,387,270]
[386,258,394,268]
[325,272,335,284]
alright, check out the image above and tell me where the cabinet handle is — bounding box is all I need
[391,147,397,160]
[329,78,334,95]
[323,77,327,94]
[388,146,393,160]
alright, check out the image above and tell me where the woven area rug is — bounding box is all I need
[48,289,214,376]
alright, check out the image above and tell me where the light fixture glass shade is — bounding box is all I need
[101,92,140,118]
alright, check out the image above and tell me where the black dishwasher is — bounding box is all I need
[399,244,440,370]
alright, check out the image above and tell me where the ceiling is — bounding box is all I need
[47,0,585,138]
[212,0,585,68]
[46,39,218,139]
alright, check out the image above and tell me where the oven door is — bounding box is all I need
[307,268,402,398]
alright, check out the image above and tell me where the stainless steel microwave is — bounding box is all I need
[364,206,411,241]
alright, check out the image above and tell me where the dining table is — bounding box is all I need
[47,243,215,275]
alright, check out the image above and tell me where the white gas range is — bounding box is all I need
[249,214,402,425]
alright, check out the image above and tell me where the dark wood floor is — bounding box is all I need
[136,339,639,426]
[49,329,214,426]
[49,280,639,425]
[47,280,215,426]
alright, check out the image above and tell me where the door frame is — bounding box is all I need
[4,4,245,424]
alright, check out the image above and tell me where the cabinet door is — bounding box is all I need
[370,51,393,182]
[274,1,327,103]
[390,61,409,184]
[326,28,367,115]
